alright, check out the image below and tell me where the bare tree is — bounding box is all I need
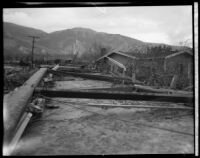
[179,38,192,48]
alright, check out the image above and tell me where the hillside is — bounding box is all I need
[3,22,190,62]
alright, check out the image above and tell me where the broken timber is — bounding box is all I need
[67,102,193,110]
[40,65,93,73]
[3,68,47,145]
[133,84,193,95]
[74,86,134,92]
[35,88,193,103]
[77,85,193,95]
[48,69,142,84]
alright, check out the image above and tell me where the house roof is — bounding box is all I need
[96,50,137,62]
[165,50,193,60]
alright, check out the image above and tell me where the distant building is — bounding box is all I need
[164,50,193,88]
[95,50,137,78]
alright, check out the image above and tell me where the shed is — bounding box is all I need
[95,50,137,78]
[164,50,193,77]
[164,50,193,88]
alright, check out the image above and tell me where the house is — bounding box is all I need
[95,50,138,79]
[164,50,193,88]
[164,50,193,74]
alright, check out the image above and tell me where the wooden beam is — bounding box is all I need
[3,68,47,145]
[48,69,143,84]
[70,102,193,110]
[133,84,193,95]
[79,86,134,92]
[107,57,126,70]
[8,112,33,155]
[35,88,193,103]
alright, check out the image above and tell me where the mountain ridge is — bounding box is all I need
[3,22,190,61]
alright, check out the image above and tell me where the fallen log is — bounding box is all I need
[77,86,134,92]
[84,103,193,110]
[49,70,143,85]
[70,84,193,95]
[46,98,193,110]
[3,68,47,145]
[40,65,92,73]
[35,88,193,103]
[133,84,193,95]
[8,112,33,156]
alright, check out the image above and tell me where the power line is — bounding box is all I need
[38,95,194,136]
[28,36,40,68]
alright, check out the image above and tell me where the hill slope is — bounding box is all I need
[3,22,190,61]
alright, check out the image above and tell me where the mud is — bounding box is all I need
[13,78,194,155]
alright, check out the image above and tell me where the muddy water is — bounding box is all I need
[13,78,194,155]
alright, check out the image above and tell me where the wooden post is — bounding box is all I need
[188,63,193,86]
[132,72,136,83]
[170,64,182,89]
[170,74,179,89]
[122,69,125,84]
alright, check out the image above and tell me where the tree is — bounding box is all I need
[82,42,111,61]
[179,38,192,48]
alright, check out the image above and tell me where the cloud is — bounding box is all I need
[3,6,192,46]
[132,32,170,44]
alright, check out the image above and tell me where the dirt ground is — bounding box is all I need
[13,77,194,155]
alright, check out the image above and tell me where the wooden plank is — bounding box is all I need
[35,88,193,103]
[76,103,193,110]
[170,74,179,89]
[8,113,33,156]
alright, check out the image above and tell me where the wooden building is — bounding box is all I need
[95,51,137,79]
[164,50,193,89]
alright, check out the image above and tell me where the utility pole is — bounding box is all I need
[28,35,40,68]
[46,52,48,65]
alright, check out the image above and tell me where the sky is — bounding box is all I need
[3,6,192,46]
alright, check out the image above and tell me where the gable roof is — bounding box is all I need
[96,50,137,62]
[165,50,193,60]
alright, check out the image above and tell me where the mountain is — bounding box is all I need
[3,22,190,62]
[4,22,49,59]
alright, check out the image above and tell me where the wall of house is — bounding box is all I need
[96,58,111,73]
[108,53,136,77]
[95,54,136,78]
[109,53,135,66]
[165,53,193,77]
[164,53,193,88]
[108,62,124,76]
[135,58,165,83]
